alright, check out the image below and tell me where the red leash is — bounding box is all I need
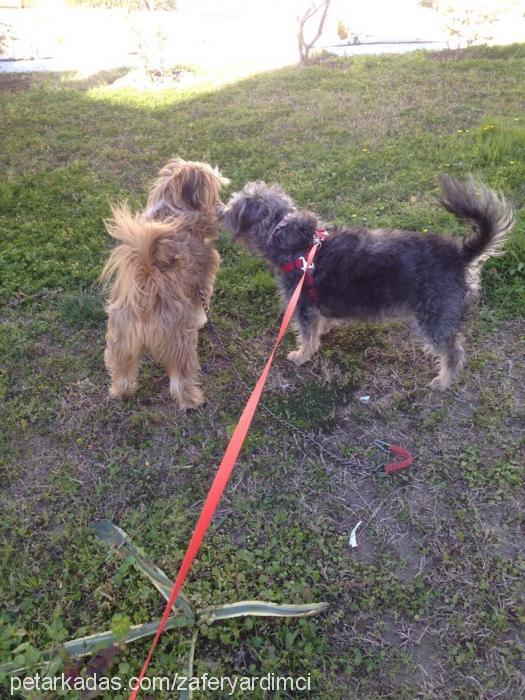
[129,243,320,699]
[385,444,413,474]
[374,440,413,474]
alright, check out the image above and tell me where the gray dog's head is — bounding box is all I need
[218,182,296,253]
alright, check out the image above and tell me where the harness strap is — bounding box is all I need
[281,259,305,273]
[280,228,329,306]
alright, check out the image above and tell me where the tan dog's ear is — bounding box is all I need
[181,169,206,210]
[148,157,229,215]
[180,165,230,211]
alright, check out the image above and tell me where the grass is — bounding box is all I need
[1,45,524,698]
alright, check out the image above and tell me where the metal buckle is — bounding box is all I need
[312,228,329,247]
[298,256,314,273]
[373,439,391,453]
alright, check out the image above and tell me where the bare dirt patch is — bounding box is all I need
[316,317,525,696]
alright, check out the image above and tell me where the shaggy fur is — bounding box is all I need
[100,157,229,407]
[219,175,514,389]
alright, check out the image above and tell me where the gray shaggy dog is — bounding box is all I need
[219,175,514,389]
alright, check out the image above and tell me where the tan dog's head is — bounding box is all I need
[146,157,229,218]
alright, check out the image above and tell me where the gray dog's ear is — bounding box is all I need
[271,212,318,252]
[238,199,268,233]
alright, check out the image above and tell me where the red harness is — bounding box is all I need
[280,229,329,306]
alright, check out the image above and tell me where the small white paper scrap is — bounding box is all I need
[359,396,371,403]
[349,520,363,548]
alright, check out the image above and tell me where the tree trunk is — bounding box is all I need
[297,0,331,65]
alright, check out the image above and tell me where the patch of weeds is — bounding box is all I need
[419,407,448,431]
[472,385,514,430]
[467,349,500,371]
[60,289,107,328]
[461,42,525,61]
[457,446,523,496]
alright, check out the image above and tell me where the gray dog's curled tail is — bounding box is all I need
[440,174,514,264]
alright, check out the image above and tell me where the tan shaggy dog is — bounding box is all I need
[100,157,229,408]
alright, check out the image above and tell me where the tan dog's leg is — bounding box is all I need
[164,330,205,410]
[197,248,220,329]
[105,316,140,398]
[196,303,208,330]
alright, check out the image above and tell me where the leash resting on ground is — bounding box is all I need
[385,444,413,474]
[129,242,320,699]
[374,440,413,474]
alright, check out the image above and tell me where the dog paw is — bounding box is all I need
[176,388,206,410]
[109,381,137,399]
[181,396,206,411]
[287,349,308,366]
[429,375,449,391]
